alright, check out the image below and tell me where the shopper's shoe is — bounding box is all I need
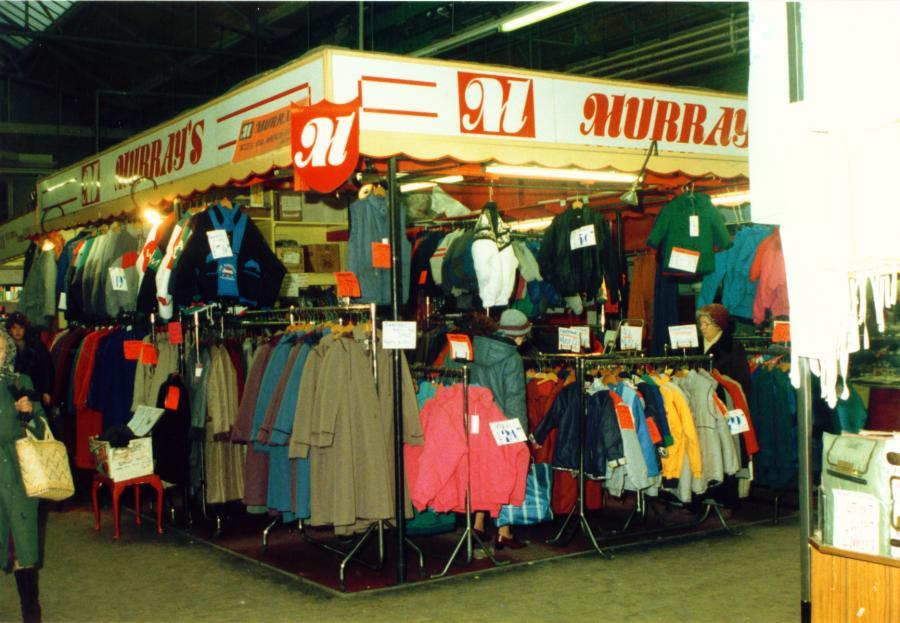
[14,567,41,623]
[494,534,527,550]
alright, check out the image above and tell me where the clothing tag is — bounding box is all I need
[726,409,750,435]
[470,414,479,435]
[58,292,67,311]
[558,327,581,353]
[569,224,597,250]
[109,266,128,291]
[333,272,361,298]
[371,242,391,269]
[123,340,143,360]
[689,215,699,237]
[382,321,417,350]
[167,322,183,345]
[489,418,527,446]
[668,324,699,349]
[194,363,204,379]
[206,229,233,259]
[446,333,473,361]
[418,270,428,286]
[615,405,635,430]
[668,246,700,273]
[140,343,159,365]
[772,320,791,343]
[164,386,180,411]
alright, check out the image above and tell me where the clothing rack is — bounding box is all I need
[409,363,509,576]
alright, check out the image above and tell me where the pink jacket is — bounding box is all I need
[750,231,790,323]
[406,385,528,517]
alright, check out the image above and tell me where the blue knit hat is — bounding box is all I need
[498,309,531,337]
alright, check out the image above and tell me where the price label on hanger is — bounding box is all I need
[382,321,417,350]
[668,324,699,349]
[58,292,67,311]
[167,322,183,345]
[164,386,180,411]
[726,409,750,435]
[620,324,644,351]
[372,240,391,269]
[123,340,143,361]
[194,363,204,380]
[108,266,128,291]
[489,418,527,446]
[418,270,428,286]
[446,333,473,361]
[614,404,636,430]
[668,247,700,273]
[689,215,700,237]
[558,327,581,353]
[333,272,361,298]
[140,343,159,366]
[206,229,233,259]
[772,321,791,343]
[569,224,597,250]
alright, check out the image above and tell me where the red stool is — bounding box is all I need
[92,472,164,539]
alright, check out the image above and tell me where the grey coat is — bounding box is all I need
[471,335,527,432]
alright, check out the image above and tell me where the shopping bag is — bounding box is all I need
[497,462,553,526]
[15,417,75,501]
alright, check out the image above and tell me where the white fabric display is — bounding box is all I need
[472,239,518,308]
[749,2,900,406]
[155,220,186,321]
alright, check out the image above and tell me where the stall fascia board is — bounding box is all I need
[32,46,748,235]
[0,212,40,265]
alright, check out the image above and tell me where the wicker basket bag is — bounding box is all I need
[15,418,75,501]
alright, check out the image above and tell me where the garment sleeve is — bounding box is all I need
[676,391,703,479]
[288,350,320,459]
[241,222,286,308]
[646,204,671,249]
[748,235,773,282]
[532,385,565,445]
[697,249,728,307]
[538,219,559,285]
[502,354,528,433]
[171,220,205,308]
[709,204,733,251]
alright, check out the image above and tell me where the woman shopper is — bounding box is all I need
[6,313,53,409]
[0,327,46,622]
[471,309,530,550]
[696,303,752,396]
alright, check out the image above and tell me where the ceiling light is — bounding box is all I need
[400,182,437,193]
[501,1,591,33]
[711,191,751,206]
[485,164,636,184]
[509,217,554,232]
[431,175,464,184]
[41,239,56,252]
[143,208,163,226]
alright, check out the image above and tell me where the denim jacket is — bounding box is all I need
[347,194,411,305]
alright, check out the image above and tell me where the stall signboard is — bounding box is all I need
[0,213,36,265]
[291,97,360,193]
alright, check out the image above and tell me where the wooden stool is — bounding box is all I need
[92,472,164,539]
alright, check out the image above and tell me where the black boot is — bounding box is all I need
[14,567,41,623]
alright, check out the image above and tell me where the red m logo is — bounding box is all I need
[457,72,536,138]
[81,160,101,206]
[291,97,360,193]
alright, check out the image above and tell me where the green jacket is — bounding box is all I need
[470,335,528,432]
[0,374,46,569]
[647,192,732,274]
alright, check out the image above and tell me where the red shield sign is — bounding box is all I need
[291,97,360,193]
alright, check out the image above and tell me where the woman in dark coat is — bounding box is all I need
[0,326,45,622]
[696,303,752,397]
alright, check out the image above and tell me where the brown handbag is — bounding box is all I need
[15,417,75,501]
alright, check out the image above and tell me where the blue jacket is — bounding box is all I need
[611,381,660,478]
[698,224,772,319]
[348,194,411,305]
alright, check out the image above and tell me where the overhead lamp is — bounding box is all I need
[432,175,464,184]
[711,191,751,206]
[142,208,162,226]
[400,182,437,193]
[41,239,56,252]
[485,164,636,184]
[620,139,659,206]
[509,217,553,232]
[501,1,591,33]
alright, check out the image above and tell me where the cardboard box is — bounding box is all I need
[89,437,154,482]
[276,245,305,270]
[304,244,341,273]
[278,194,304,221]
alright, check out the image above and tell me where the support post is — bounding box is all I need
[796,356,813,620]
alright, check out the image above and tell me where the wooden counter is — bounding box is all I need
[809,538,900,622]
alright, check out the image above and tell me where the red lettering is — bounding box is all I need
[173,127,187,170]
[703,107,734,147]
[189,120,204,165]
[679,103,708,144]
[732,109,748,148]
[623,97,655,140]
[580,93,624,137]
[651,100,681,142]
[137,144,151,179]
[149,139,162,179]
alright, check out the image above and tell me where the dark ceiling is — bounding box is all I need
[0,1,749,178]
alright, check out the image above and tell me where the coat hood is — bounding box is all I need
[473,334,519,367]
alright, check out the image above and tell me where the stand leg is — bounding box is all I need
[112,485,122,540]
[262,517,279,549]
[92,478,102,532]
[134,485,142,526]
[155,482,164,534]
[339,521,378,592]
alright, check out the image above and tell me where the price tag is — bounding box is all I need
[123,340,144,361]
[194,363,204,379]
[418,270,428,286]
[569,224,597,250]
[127,405,165,437]
[726,409,750,434]
[772,320,791,343]
[832,489,880,555]
[573,326,591,348]
[689,215,699,237]
[668,246,700,273]
[334,272,361,298]
[469,414,479,435]
[281,250,301,265]
[614,404,635,430]
[668,324,699,349]
[558,327,581,353]
[164,386,180,410]
[382,321,417,350]
[206,229,233,259]
[58,292,67,311]
[489,418,527,446]
[446,333,473,361]
[372,241,391,269]
[109,266,128,291]
[620,324,644,350]
[167,322,183,345]
[140,343,159,365]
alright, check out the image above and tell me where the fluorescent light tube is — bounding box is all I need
[485,164,636,184]
[400,182,437,193]
[509,217,554,232]
[711,191,751,206]
[432,175,464,184]
[501,1,591,33]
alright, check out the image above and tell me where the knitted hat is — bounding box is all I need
[497,309,531,337]
[697,303,730,331]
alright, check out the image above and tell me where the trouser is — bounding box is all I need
[15,567,41,623]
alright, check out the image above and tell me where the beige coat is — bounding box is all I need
[203,346,246,504]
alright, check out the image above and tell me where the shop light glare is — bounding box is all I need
[500,1,591,33]
[400,182,437,193]
[143,208,162,226]
[485,164,636,184]
[431,175,464,184]
[509,217,553,232]
[41,239,56,251]
[711,191,751,206]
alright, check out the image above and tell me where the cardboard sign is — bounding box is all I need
[668,246,700,273]
[569,224,597,250]
[620,324,643,351]
[281,272,310,298]
[127,405,165,438]
[334,272,361,298]
[164,386,180,411]
[573,326,591,348]
[382,321,417,350]
[726,409,750,435]
[140,343,159,365]
[668,324,699,349]
[109,266,128,291]
[772,320,791,343]
[372,241,391,269]
[206,230,233,259]
[123,340,144,361]
[446,333,473,361]
[167,322,183,345]
[558,327,582,353]
[489,419,527,446]
[689,215,699,237]
[832,489,880,555]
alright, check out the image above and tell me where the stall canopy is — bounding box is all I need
[32,46,748,234]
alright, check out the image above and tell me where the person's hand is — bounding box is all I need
[16,396,32,413]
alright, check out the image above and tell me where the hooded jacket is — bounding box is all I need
[471,334,527,432]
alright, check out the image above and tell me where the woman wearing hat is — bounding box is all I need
[696,303,752,397]
[470,309,531,550]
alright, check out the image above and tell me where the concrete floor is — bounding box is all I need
[0,508,800,623]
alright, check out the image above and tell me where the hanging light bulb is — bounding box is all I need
[143,208,162,226]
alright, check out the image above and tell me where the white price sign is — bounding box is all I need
[382,321,417,350]
[558,327,582,352]
[726,409,750,435]
[569,224,597,250]
[109,266,128,291]
[668,324,699,349]
[668,246,700,273]
[206,229,234,259]
[574,326,590,348]
[620,325,643,351]
[127,405,165,438]
[281,273,310,297]
[832,489,881,555]
[489,418,528,446]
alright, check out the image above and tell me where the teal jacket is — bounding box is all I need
[698,224,772,319]
[470,335,527,432]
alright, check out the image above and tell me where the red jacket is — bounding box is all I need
[73,329,112,469]
[713,370,759,456]
[406,384,528,517]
